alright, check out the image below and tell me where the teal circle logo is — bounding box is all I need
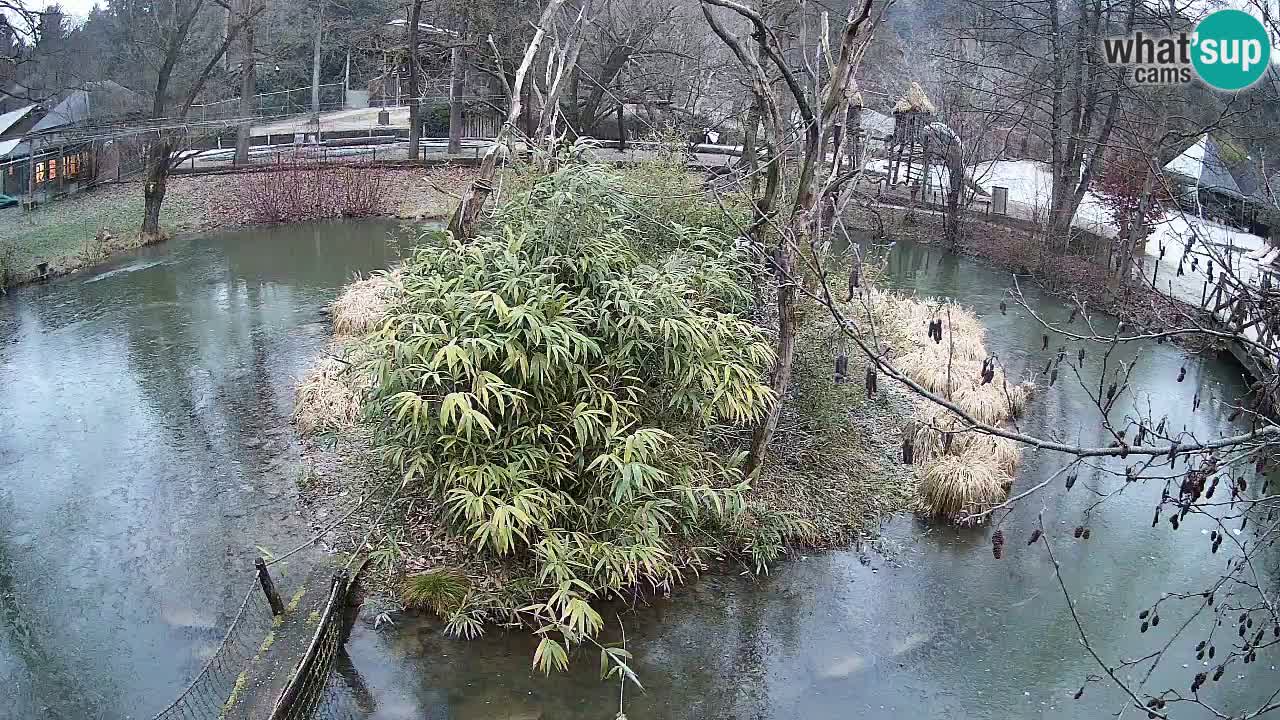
[1192,9,1271,91]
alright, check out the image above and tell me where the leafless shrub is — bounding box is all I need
[240,161,385,224]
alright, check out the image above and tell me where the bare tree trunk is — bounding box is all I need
[1115,159,1158,293]
[943,148,964,249]
[534,12,587,154]
[136,1,259,239]
[141,137,172,240]
[701,0,878,478]
[743,96,760,196]
[616,101,626,149]
[747,237,796,474]
[847,104,862,172]
[311,3,324,116]
[235,0,257,165]
[448,0,565,241]
[407,0,423,160]
[448,44,465,154]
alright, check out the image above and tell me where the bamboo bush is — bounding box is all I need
[359,164,794,663]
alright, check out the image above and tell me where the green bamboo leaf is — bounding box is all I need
[532,637,569,674]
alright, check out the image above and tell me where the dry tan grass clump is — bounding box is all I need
[297,269,402,434]
[918,452,1009,523]
[875,292,1036,524]
[293,345,373,434]
[952,378,1030,426]
[1005,381,1032,417]
[952,432,1023,476]
[331,270,400,337]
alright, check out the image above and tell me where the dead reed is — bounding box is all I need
[293,348,370,434]
[876,291,1035,523]
[331,271,399,337]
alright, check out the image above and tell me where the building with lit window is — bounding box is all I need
[0,81,142,205]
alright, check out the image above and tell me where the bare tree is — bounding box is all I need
[927,0,1136,249]
[448,0,569,240]
[407,0,424,159]
[700,0,885,475]
[533,1,590,145]
[0,2,88,106]
[564,0,676,134]
[234,0,261,164]
[447,37,465,153]
[699,2,1280,714]
[112,0,262,238]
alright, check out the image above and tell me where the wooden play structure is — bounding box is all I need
[886,82,936,192]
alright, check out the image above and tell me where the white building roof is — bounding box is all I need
[0,104,37,136]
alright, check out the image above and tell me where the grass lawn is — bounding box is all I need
[0,165,470,288]
[0,182,205,283]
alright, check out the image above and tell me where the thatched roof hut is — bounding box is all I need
[893,82,937,114]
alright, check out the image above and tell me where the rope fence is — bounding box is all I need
[147,481,398,720]
[150,580,279,720]
[266,570,372,720]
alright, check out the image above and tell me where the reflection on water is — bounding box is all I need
[335,235,1276,720]
[0,219,407,718]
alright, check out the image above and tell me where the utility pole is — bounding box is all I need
[448,44,464,154]
[343,49,350,109]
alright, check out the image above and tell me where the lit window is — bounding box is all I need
[35,163,45,183]
[48,158,57,180]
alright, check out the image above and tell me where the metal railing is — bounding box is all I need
[189,84,348,122]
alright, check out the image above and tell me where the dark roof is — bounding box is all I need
[1230,160,1273,205]
[30,81,142,133]
[0,103,37,137]
[1197,135,1243,198]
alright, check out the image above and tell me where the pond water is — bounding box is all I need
[339,236,1277,720]
[0,223,1273,719]
[0,219,407,718]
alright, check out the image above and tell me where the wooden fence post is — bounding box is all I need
[255,557,286,615]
